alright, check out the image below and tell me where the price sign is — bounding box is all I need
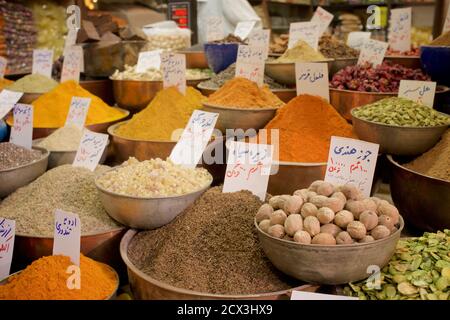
[443,6,450,34]
[161,52,186,95]
[32,49,54,78]
[0,218,15,280]
[248,29,270,59]
[288,21,320,50]
[234,21,256,40]
[64,29,78,51]
[73,130,109,171]
[206,16,224,42]
[61,46,83,83]
[53,209,80,266]
[65,97,91,128]
[295,62,329,102]
[357,39,388,67]
[325,136,379,197]
[0,57,6,79]
[136,50,162,73]
[0,89,23,119]
[347,32,371,50]
[389,7,412,53]
[291,291,358,300]
[311,6,334,37]
[170,110,219,168]
[223,141,273,201]
[235,45,265,87]
[398,80,436,107]
[10,104,33,149]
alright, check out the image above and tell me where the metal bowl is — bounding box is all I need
[0,146,49,198]
[385,55,421,70]
[18,92,43,104]
[265,60,334,86]
[329,58,357,77]
[351,108,449,156]
[179,50,208,69]
[387,155,450,231]
[120,229,316,299]
[80,79,114,106]
[256,216,404,285]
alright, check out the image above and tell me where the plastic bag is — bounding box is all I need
[143,21,191,51]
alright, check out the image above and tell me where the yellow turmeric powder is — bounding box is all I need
[206,77,285,109]
[0,255,118,300]
[115,86,206,141]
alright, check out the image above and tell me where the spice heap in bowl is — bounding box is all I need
[6,74,58,94]
[36,125,83,152]
[0,142,43,171]
[274,40,327,63]
[110,64,212,81]
[319,35,359,59]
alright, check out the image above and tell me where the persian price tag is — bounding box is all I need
[10,104,33,149]
[357,39,388,67]
[161,52,186,95]
[0,218,15,280]
[295,62,329,102]
[398,80,436,107]
[288,21,320,50]
[32,49,54,78]
[72,130,109,171]
[235,45,265,87]
[53,209,81,266]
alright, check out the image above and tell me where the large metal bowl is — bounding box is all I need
[0,146,49,198]
[265,60,334,86]
[351,108,449,156]
[329,58,357,77]
[256,216,404,285]
[385,55,421,70]
[387,155,450,231]
[120,229,316,300]
[80,79,114,106]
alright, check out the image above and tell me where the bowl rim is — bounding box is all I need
[14,226,126,239]
[202,102,280,111]
[197,82,294,93]
[0,146,49,173]
[330,85,450,95]
[265,59,334,65]
[107,120,180,144]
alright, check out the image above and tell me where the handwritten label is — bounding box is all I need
[325,136,379,197]
[161,52,186,95]
[61,46,83,83]
[65,97,91,128]
[234,21,256,40]
[136,50,162,73]
[223,141,273,201]
[170,110,219,168]
[0,57,6,78]
[311,6,334,37]
[10,104,33,149]
[248,29,270,60]
[398,80,436,107]
[53,209,80,266]
[235,45,265,87]
[295,62,329,102]
[288,22,320,50]
[73,130,108,171]
[444,6,450,33]
[0,90,23,119]
[0,218,15,280]
[358,39,388,67]
[32,49,54,78]
[389,7,412,53]
[291,291,358,300]
[347,32,371,50]
[206,16,224,42]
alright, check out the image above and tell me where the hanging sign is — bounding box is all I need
[72,130,109,171]
[235,45,265,87]
[234,21,256,40]
[65,97,91,128]
[295,62,329,102]
[357,39,388,67]
[389,7,412,53]
[0,218,15,280]
[10,104,33,149]
[311,6,334,37]
[398,80,436,107]
[53,209,81,266]
[288,22,321,50]
[161,52,186,95]
[32,49,54,78]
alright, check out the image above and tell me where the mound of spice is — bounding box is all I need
[206,77,284,108]
[0,78,13,91]
[331,62,430,92]
[264,94,355,163]
[405,129,450,181]
[275,40,326,63]
[210,34,247,44]
[37,124,83,151]
[115,86,205,141]
[7,74,59,94]
[128,187,297,295]
[319,35,359,59]
[429,31,450,46]
[0,165,121,237]
[110,65,212,81]
[0,142,43,170]
[0,255,117,300]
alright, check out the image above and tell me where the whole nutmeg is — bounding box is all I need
[334,210,354,228]
[284,195,303,215]
[284,214,303,236]
[316,182,335,197]
[258,219,271,233]
[359,210,378,231]
[339,184,362,201]
[359,235,375,243]
[309,195,329,208]
[308,180,324,192]
[376,202,400,225]
[293,189,309,203]
[323,197,345,213]
[303,216,320,237]
[293,230,311,244]
[347,221,367,240]
[361,198,378,212]
[317,207,335,224]
[371,225,391,240]
[345,200,366,219]
[269,195,286,210]
[378,214,395,230]
[312,232,336,245]
[256,204,273,223]
[320,223,342,238]
[336,231,353,244]
[268,224,285,238]
[270,209,287,226]
[301,202,318,218]
[331,191,347,204]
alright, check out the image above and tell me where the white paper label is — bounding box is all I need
[248,29,270,60]
[10,104,33,150]
[358,39,388,67]
[0,57,7,79]
[206,16,224,42]
[444,6,450,33]
[136,50,162,73]
[295,62,329,102]
[73,130,109,171]
[389,7,412,53]
[288,21,321,50]
[53,209,80,266]
[223,141,273,201]
[234,21,256,40]
[347,32,371,50]
[161,52,186,95]
[235,45,265,87]
[61,46,83,83]
[170,110,219,168]
[398,80,436,107]
[325,136,379,197]
[65,97,91,128]
[0,90,23,119]
[0,218,15,280]
[291,291,358,300]
[311,6,334,37]
[32,49,54,78]
[64,29,78,51]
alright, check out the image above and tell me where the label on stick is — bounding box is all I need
[136,50,162,73]
[347,32,371,50]
[235,45,265,87]
[398,80,436,107]
[357,39,388,67]
[234,21,256,40]
[206,16,224,42]
[0,57,7,78]
[65,97,91,128]
[248,29,270,60]
[61,46,83,83]
[288,22,320,50]
[311,6,334,37]
[295,62,329,102]
[0,90,23,119]
[0,218,15,280]
[32,49,54,78]
[389,7,412,53]
[10,104,33,150]
[161,52,186,95]
[53,209,81,266]
[73,130,108,171]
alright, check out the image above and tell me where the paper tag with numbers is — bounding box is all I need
[0,57,7,78]
[325,136,379,197]
[170,110,219,168]
[234,21,256,40]
[248,29,270,60]
[65,97,91,128]
[223,141,273,201]
[357,39,388,67]
[347,32,371,50]
[444,6,450,33]
[235,45,265,87]
[311,6,334,37]
[53,209,81,266]
[206,16,224,42]
[291,291,358,300]
[161,52,186,95]
[0,218,15,280]
[0,89,23,119]
[73,130,108,171]
[136,50,162,73]
[32,49,54,78]
[389,7,412,53]
[10,104,33,149]
[61,46,83,83]
[295,62,329,102]
[288,21,320,50]
[398,80,436,107]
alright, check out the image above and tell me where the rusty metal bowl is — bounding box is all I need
[265,60,334,86]
[179,50,208,69]
[384,56,421,70]
[387,155,450,232]
[255,216,404,285]
[120,229,315,299]
[329,58,357,77]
